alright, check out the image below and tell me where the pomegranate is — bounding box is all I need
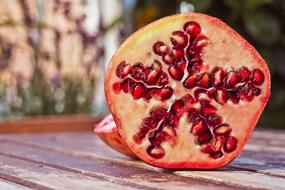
[104,13,270,168]
[94,114,136,158]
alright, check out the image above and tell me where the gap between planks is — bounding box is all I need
[0,133,284,189]
[0,142,238,190]
[1,132,285,178]
[0,154,141,190]
[0,177,33,190]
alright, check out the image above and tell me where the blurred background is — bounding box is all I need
[0,0,284,129]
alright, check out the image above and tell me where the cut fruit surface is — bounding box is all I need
[105,13,270,169]
[94,114,136,158]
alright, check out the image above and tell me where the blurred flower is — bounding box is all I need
[50,73,62,86]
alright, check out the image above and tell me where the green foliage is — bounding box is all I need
[244,12,281,45]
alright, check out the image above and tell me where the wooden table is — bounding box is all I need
[0,130,284,190]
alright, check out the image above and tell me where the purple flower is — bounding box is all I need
[50,73,62,85]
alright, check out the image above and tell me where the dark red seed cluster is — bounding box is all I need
[113,60,173,101]
[133,93,237,159]
[190,66,264,105]
[152,21,264,105]
[153,22,208,81]
[113,21,265,160]
[189,101,237,158]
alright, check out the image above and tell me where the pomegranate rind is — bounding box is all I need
[105,13,270,169]
[94,114,137,158]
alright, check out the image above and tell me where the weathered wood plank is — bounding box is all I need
[0,154,138,190]
[0,133,285,188]
[2,131,285,178]
[250,129,285,143]
[175,170,285,190]
[0,178,31,190]
[0,140,243,190]
[0,132,126,158]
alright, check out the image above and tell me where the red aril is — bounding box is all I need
[94,114,136,158]
[104,13,270,168]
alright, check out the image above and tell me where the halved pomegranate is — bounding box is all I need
[94,114,136,158]
[105,13,270,169]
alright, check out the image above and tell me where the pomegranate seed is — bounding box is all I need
[157,72,169,86]
[151,108,168,120]
[112,82,121,94]
[147,145,165,159]
[133,134,143,144]
[130,63,145,80]
[156,131,171,142]
[239,67,251,82]
[194,88,211,102]
[173,49,184,59]
[251,69,264,86]
[207,114,222,126]
[187,47,202,61]
[158,86,173,100]
[210,151,223,159]
[139,118,158,138]
[193,35,208,50]
[162,125,176,137]
[214,124,231,136]
[183,74,198,89]
[149,137,161,146]
[198,73,211,88]
[241,82,253,92]
[228,92,239,104]
[187,60,202,74]
[132,84,145,99]
[169,65,184,81]
[148,88,159,97]
[197,132,212,144]
[181,94,195,104]
[224,71,240,88]
[168,114,179,128]
[153,41,169,56]
[207,88,216,98]
[211,67,225,87]
[238,91,253,102]
[116,61,130,78]
[176,58,187,70]
[188,112,200,123]
[210,136,224,152]
[121,78,134,93]
[214,89,228,105]
[192,62,203,73]
[201,103,217,116]
[171,31,188,48]
[170,100,184,114]
[183,21,201,36]
[163,52,176,65]
[191,120,207,136]
[224,136,238,153]
[146,70,159,85]
[144,88,152,100]
[200,144,213,153]
[252,87,261,96]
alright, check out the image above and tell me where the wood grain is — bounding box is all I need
[0,178,31,190]
[0,137,242,190]
[0,130,284,189]
[0,152,138,190]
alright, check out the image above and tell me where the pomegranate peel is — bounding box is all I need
[105,13,270,169]
[94,114,136,158]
